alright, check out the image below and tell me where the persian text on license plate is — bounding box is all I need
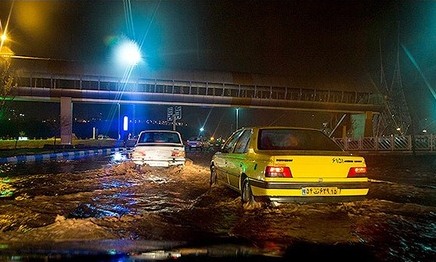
[301,187,340,196]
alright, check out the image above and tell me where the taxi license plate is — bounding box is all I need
[301,187,340,196]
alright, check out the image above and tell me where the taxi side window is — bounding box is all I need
[222,130,243,153]
[234,130,251,153]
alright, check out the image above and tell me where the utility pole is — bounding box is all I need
[374,23,411,137]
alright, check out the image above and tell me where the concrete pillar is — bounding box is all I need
[350,114,365,139]
[60,97,73,145]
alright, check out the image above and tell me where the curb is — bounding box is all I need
[0,148,126,164]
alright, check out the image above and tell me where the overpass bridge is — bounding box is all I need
[7,69,384,144]
[11,71,383,113]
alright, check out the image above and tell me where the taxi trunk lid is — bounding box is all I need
[272,154,365,179]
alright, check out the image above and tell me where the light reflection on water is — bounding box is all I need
[68,195,195,218]
[0,176,14,198]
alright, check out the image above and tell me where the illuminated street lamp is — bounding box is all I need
[114,38,142,67]
[199,127,205,137]
[0,31,13,60]
[1,33,7,44]
[0,25,8,46]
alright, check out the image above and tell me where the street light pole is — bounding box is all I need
[118,103,121,140]
[235,108,239,130]
[172,114,176,131]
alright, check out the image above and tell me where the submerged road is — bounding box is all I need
[0,152,434,261]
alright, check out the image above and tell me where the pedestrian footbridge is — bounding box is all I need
[11,71,383,113]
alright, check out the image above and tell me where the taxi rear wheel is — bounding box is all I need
[241,178,255,204]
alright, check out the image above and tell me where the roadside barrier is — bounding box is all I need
[0,148,125,164]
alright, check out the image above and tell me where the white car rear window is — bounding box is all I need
[138,132,182,144]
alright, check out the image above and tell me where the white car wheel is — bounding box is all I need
[210,165,217,187]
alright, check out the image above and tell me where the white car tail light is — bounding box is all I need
[132,150,145,156]
[265,166,292,177]
[171,150,185,157]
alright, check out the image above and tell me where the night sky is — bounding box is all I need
[2,1,414,80]
[1,0,436,136]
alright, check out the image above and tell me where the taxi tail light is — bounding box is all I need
[347,167,367,177]
[265,166,292,178]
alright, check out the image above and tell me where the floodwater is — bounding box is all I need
[0,152,435,261]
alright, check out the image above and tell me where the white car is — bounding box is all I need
[130,130,186,167]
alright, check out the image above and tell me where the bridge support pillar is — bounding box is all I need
[364,111,373,137]
[60,97,73,145]
[350,111,374,138]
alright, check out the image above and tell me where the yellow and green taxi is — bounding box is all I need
[210,127,369,204]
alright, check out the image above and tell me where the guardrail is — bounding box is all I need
[333,134,436,152]
[0,148,126,164]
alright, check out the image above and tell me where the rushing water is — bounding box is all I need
[0,153,435,261]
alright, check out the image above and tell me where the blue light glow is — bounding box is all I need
[123,116,129,131]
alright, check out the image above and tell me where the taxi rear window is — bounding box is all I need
[258,129,342,151]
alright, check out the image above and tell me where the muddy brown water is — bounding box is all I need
[0,152,435,261]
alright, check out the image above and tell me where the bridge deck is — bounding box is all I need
[11,71,384,113]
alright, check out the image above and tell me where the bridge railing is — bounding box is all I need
[333,134,436,152]
[16,72,383,105]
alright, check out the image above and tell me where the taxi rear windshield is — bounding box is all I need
[258,129,342,151]
[138,132,182,144]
